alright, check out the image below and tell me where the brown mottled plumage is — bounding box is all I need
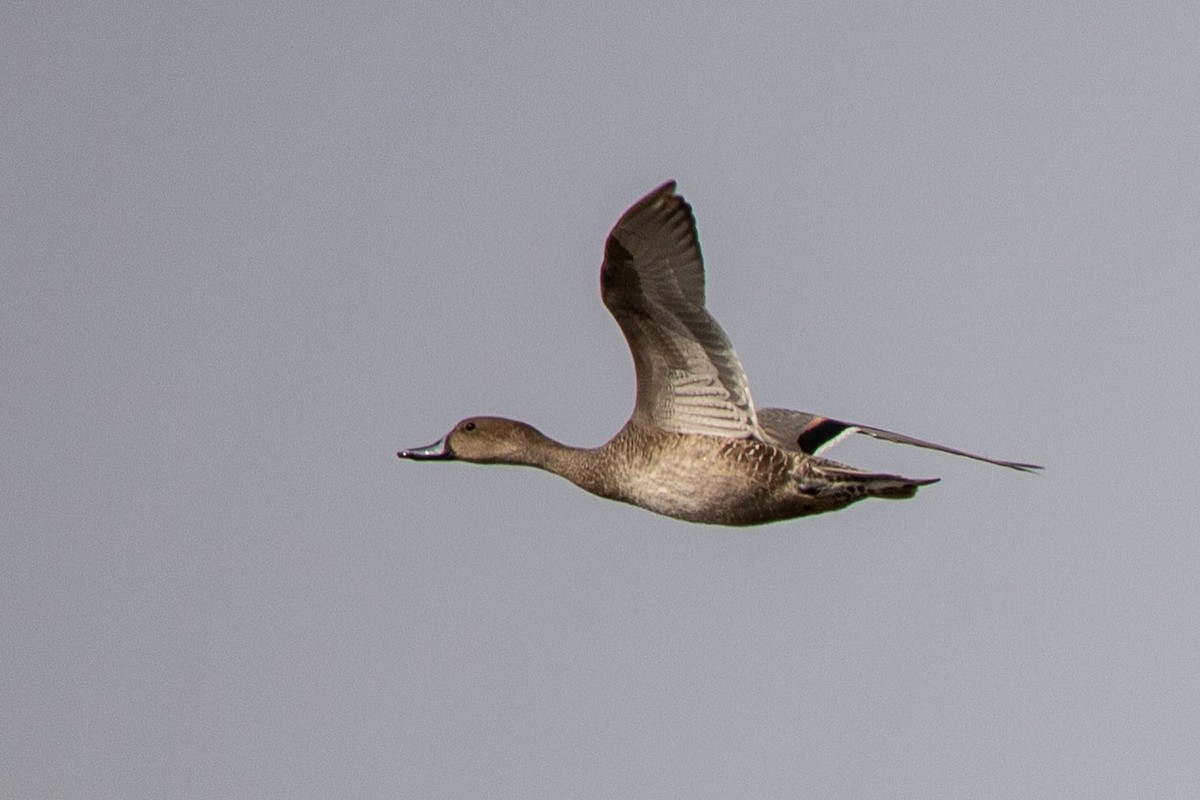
[398,182,1039,525]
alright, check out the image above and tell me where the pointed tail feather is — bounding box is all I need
[802,464,940,501]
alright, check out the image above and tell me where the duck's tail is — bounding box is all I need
[802,463,940,501]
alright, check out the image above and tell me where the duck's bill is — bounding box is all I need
[397,437,454,460]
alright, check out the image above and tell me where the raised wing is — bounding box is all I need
[757,407,1043,473]
[600,181,758,437]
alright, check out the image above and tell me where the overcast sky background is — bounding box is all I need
[5,3,1199,797]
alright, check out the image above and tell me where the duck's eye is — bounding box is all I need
[464,421,476,432]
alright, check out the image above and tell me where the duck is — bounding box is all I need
[398,181,1040,526]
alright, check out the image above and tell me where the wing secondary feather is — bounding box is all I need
[601,182,758,437]
[758,407,1042,472]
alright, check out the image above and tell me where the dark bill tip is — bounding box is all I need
[397,437,454,460]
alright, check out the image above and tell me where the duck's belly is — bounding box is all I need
[610,439,832,526]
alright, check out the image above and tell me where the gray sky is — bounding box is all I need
[5,3,1199,797]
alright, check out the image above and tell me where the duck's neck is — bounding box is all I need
[520,433,612,498]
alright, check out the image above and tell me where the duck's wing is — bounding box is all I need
[600,181,758,437]
[757,407,1043,473]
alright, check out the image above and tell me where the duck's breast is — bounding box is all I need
[599,433,796,524]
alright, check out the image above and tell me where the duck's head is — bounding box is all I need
[397,417,551,465]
